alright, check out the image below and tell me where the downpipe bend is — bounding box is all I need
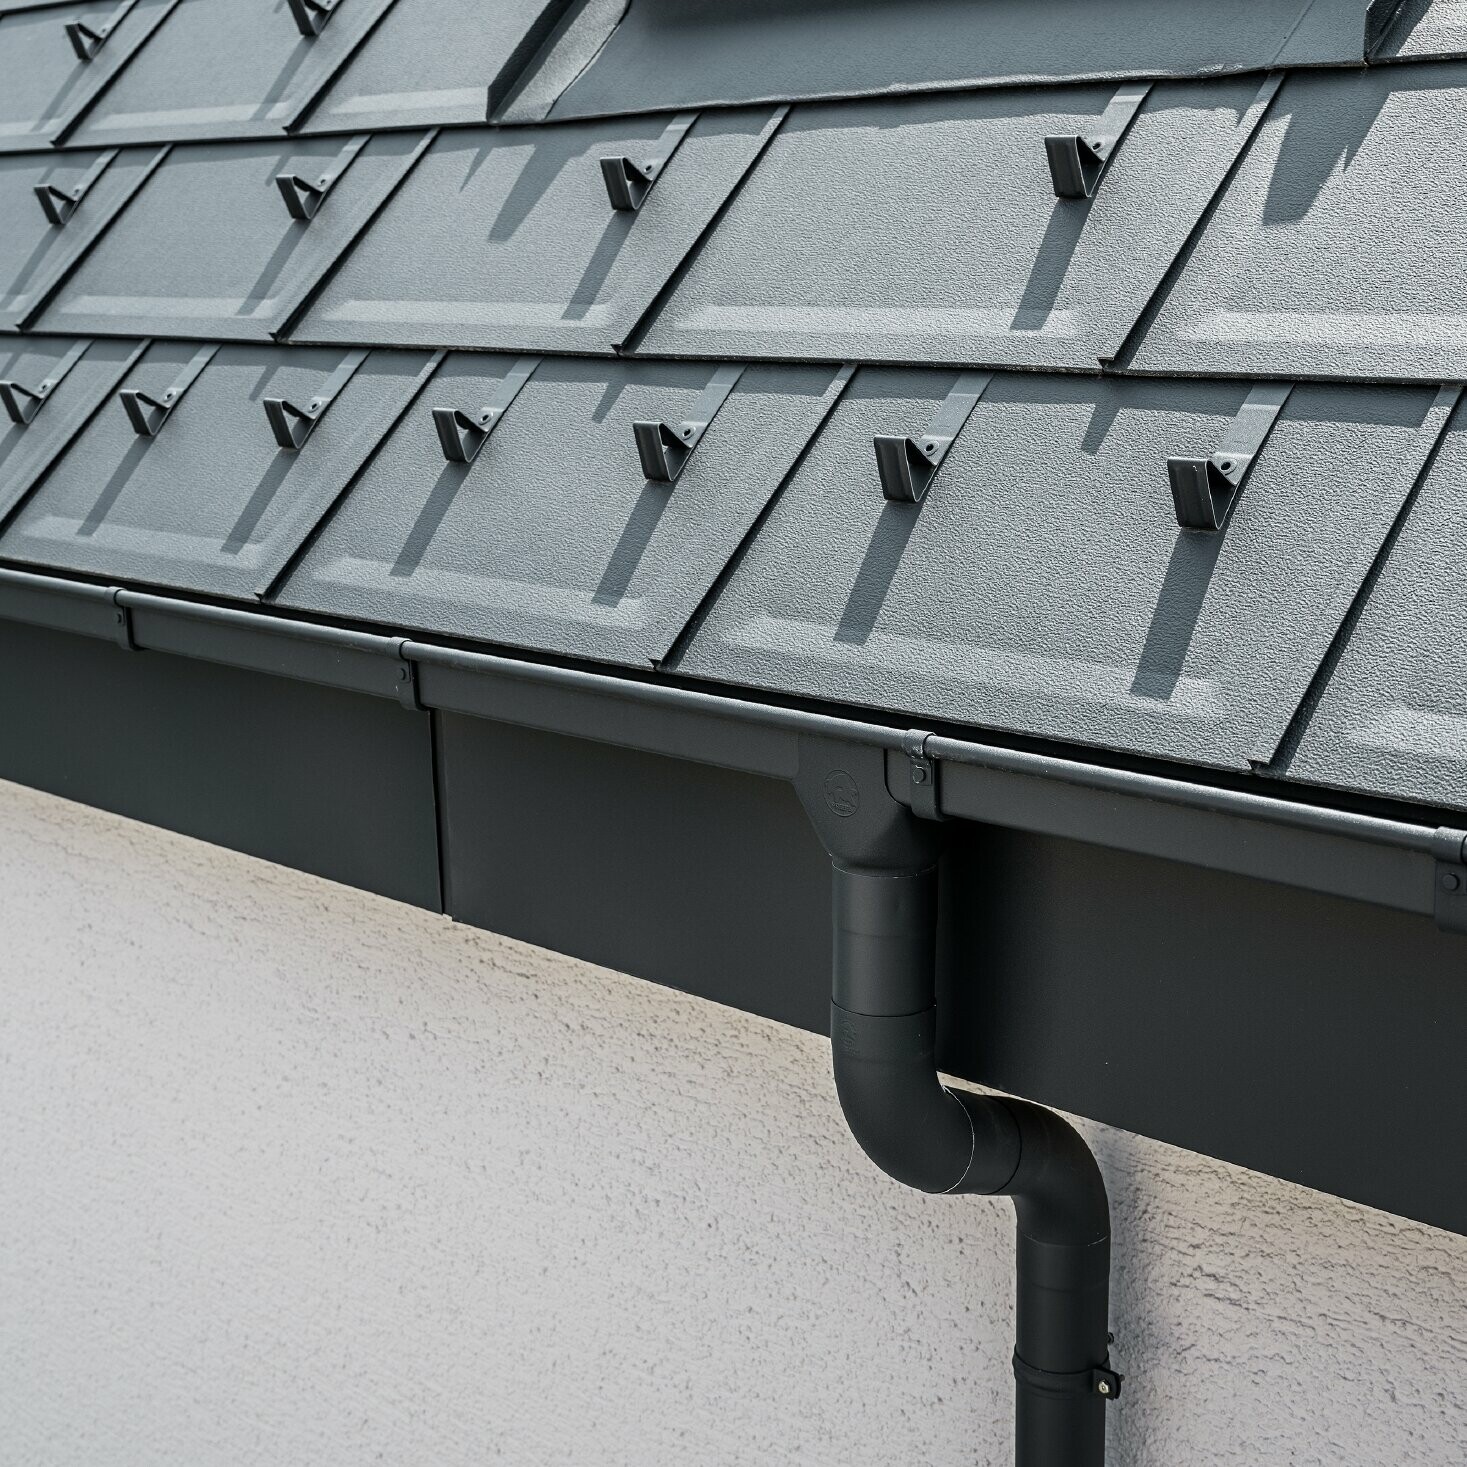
[830,861,1117,1467]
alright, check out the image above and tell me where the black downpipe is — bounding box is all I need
[800,742,1116,1466]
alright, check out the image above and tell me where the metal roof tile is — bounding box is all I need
[672,369,1447,771]
[273,355,848,666]
[0,145,164,331]
[33,131,430,341]
[545,0,1373,119]
[290,109,782,354]
[63,0,397,146]
[300,0,576,133]
[1371,0,1467,61]
[0,335,144,521]
[637,78,1274,370]
[0,340,434,599]
[1127,62,1467,382]
[0,0,176,149]
[1279,395,1467,810]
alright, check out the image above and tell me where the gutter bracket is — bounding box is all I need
[392,642,420,711]
[109,590,134,650]
[1431,828,1467,934]
[902,729,945,822]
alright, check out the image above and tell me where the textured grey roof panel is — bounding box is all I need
[0,336,144,521]
[301,0,582,134]
[638,79,1274,370]
[274,355,848,667]
[546,0,1373,119]
[0,145,164,331]
[0,0,176,149]
[0,341,434,599]
[1127,63,1467,382]
[34,132,430,341]
[1372,0,1467,60]
[672,370,1448,771]
[291,109,781,354]
[1279,396,1467,811]
[64,0,397,145]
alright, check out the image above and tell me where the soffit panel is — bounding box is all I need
[274,354,848,667]
[290,109,782,354]
[637,79,1272,370]
[673,369,1445,771]
[33,131,429,340]
[0,340,434,599]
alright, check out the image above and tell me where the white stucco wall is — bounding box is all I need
[1,777,1463,1467]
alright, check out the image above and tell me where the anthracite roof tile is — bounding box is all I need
[273,355,849,667]
[0,146,165,332]
[637,78,1276,370]
[1278,393,1467,811]
[63,0,398,146]
[544,0,1378,118]
[0,0,177,150]
[1125,62,1467,383]
[291,109,783,355]
[670,370,1450,772]
[300,0,579,134]
[0,335,144,521]
[3,0,1466,817]
[0,341,436,600]
[34,132,432,341]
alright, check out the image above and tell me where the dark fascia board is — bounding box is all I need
[1,563,1463,930]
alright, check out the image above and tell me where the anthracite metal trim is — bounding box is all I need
[0,563,1463,927]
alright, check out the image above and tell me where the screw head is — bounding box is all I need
[1442,871,1461,893]
[1097,1381,1111,1397]
[912,766,929,785]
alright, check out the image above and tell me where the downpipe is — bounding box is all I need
[799,741,1118,1467]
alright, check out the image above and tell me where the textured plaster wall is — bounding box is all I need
[1,777,1464,1467]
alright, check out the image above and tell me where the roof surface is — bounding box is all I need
[1,0,1464,813]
